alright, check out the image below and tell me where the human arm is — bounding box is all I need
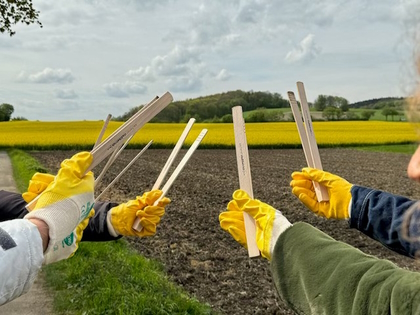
[272,222,420,315]
[1,186,168,241]
[20,171,170,239]
[219,190,420,314]
[0,190,30,221]
[0,219,45,305]
[349,185,419,258]
[290,168,420,258]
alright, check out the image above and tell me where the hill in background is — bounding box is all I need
[112,90,406,123]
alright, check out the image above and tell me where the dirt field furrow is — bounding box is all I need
[30,148,420,314]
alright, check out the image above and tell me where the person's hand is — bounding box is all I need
[24,152,95,264]
[290,167,352,219]
[108,190,170,237]
[23,170,94,263]
[219,189,292,260]
[42,208,95,264]
[22,172,55,203]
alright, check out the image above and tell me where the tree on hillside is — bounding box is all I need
[322,106,344,120]
[221,114,232,123]
[314,95,327,111]
[314,95,349,111]
[322,106,337,120]
[360,110,375,121]
[0,103,14,121]
[0,0,42,36]
[345,111,359,120]
[381,106,399,121]
[339,98,349,111]
[115,90,288,123]
[246,110,267,122]
[350,97,405,109]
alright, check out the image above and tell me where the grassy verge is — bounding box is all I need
[7,149,48,192]
[353,143,418,154]
[45,241,215,315]
[7,149,216,315]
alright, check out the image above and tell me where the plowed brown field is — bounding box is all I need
[30,148,420,314]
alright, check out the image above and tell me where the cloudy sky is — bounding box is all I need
[1,0,419,121]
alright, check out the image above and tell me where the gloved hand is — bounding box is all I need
[22,172,55,203]
[108,190,170,237]
[24,151,95,264]
[42,208,95,264]
[290,167,353,219]
[219,189,292,260]
[23,170,94,263]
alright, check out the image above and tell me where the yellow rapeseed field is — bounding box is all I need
[0,120,417,149]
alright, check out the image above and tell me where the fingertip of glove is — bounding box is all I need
[291,171,301,178]
[227,199,240,211]
[232,189,250,200]
[301,167,314,173]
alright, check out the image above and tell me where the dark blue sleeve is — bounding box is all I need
[349,185,420,258]
[0,190,28,221]
[82,201,122,242]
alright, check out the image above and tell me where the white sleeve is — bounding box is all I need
[0,219,44,306]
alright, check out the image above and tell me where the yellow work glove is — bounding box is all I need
[108,190,170,237]
[24,151,95,264]
[290,167,353,219]
[219,189,292,260]
[23,171,93,262]
[22,172,55,203]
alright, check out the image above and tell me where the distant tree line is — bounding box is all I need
[312,95,406,121]
[0,103,27,121]
[349,97,405,109]
[114,90,408,123]
[113,90,289,123]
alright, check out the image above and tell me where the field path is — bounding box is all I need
[0,151,54,314]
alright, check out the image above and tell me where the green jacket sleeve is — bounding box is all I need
[271,222,420,315]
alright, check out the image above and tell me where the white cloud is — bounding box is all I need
[285,34,321,64]
[151,45,202,76]
[17,68,75,84]
[126,45,206,93]
[126,66,155,82]
[216,69,231,81]
[104,81,147,98]
[167,76,202,93]
[55,88,78,99]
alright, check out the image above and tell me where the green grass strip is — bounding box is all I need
[44,241,216,315]
[354,144,418,154]
[7,149,49,193]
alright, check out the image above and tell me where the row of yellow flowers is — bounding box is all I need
[0,120,418,149]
